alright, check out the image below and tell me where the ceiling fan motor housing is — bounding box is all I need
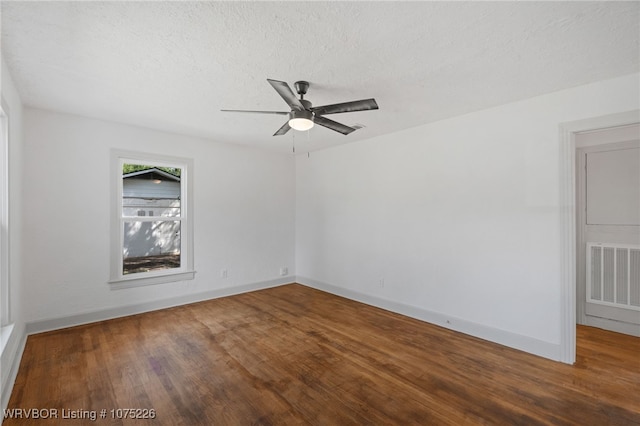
[289,109,313,121]
[289,110,313,121]
[299,99,312,110]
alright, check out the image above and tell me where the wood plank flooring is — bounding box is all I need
[5,284,640,425]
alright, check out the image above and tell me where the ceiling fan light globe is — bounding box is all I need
[288,109,314,131]
[289,117,314,131]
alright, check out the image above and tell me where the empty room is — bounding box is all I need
[1,1,639,425]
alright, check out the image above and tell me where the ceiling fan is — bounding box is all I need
[222,79,379,136]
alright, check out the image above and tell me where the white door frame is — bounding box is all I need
[559,110,640,364]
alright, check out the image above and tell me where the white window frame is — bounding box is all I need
[0,103,9,326]
[109,150,195,289]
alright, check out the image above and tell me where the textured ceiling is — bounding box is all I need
[1,1,638,153]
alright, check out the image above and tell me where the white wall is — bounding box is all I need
[1,56,25,411]
[296,73,640,361]
[22,109,295,324]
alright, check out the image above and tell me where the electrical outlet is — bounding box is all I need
[221,269,228,279]
[378,277,385,287]
[280,267,288,276]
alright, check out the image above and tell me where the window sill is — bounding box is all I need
[109,270,196,290]
[1,323,14,357]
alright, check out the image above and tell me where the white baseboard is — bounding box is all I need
[584,315,640,337]
[26,277,294,335]
[1,322,27,417]
[297,276,562,362]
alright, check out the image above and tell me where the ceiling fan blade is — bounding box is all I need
[273,121,291,136]
[314,116,356,135]
[221,109,289,115]
[311,98,378,115]
[267,79,305,111]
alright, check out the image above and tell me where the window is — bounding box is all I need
[110,151,194,288]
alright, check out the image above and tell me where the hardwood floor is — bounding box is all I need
[5,284,640,425]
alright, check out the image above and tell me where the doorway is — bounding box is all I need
[575,125,640,336]
[559,111,640,364]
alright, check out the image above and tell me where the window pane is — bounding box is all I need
[123,221,181,275]
[122,164,181,218]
